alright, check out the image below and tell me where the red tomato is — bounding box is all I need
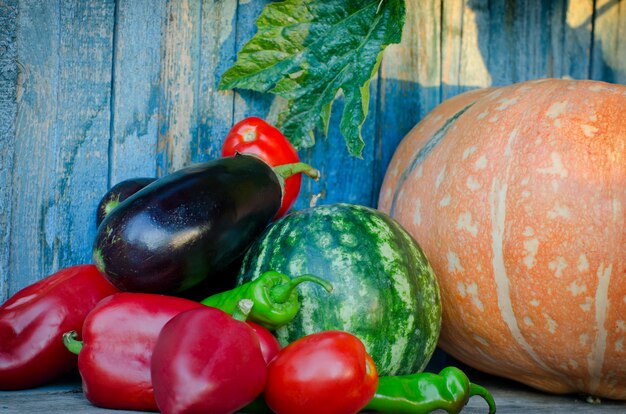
[222,117,302,219]
[264,330,378,414]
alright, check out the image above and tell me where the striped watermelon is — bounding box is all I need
[236,203,441,376]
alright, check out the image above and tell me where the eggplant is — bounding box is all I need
[96,177,156,226]
[92,154,318,294]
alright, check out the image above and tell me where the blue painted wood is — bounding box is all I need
[293,81,381,210]
[1,0,626,303]
[196,0,238,162]
[156,0,203,174]
[9,0,61,297]
[48,0,115,274]
[232,0,275,123]
[377,0,446,204]
[7,0,114,299]
[156,0,241,169]
[0,0,18,302]
[109,0,166,186]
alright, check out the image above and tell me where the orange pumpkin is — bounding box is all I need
[378,79,626,400]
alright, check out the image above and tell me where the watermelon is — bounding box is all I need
[236,203,441,376]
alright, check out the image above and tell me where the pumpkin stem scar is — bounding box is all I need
[389,102,476,217]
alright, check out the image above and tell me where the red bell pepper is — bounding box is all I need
[0,264,118,390]
[151,300,268,414]
[248,321,281,364]
[63,294,280,411]
[63,292,204,411]
[222,117,302,219]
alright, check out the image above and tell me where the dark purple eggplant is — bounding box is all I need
[92,154,318,294]
[96,177,156,227]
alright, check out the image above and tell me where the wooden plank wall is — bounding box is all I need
[0,0,624,300]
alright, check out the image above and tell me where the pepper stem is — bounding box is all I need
[63,331,83,355]
[470,383,497,414]
[270,274,333,304]
[232,299,254,322]
[274,162,320,181]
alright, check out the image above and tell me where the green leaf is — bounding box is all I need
[219,0,406,157]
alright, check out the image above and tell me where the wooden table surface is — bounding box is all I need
[2,367,625,414]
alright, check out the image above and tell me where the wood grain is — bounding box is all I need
[157,0,202,174]
[8,0,114,297]
[109,0,166,185]
[196,0,238,162]
[591,0,626,83]
[0,0,17,300]
[10,0,60,293]
[231,0,275,124]
[52,0,115,271]
[377,0,443,200]
[2,367,626,413]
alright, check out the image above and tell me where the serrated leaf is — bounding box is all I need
[219,0,406,157]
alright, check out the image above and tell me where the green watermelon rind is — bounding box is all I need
[237,203,442,376]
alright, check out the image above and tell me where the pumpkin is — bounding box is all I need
[378,78,626,400]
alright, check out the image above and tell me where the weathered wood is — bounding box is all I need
[0,0,17,302]
[1,367,626,413]
[441,0,492,100]
[7,0,114,298]
[157,0,202,174]
[377,0,443,205]
[591,0,626,84]
[558,0,594,79]
[109,0,166,185]
[45,0,115,273]
[295,80,380,210]
[232,0,275,124]
[196,0,238,162]
[9,0,61,296]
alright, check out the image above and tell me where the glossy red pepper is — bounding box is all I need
[0,264,118,390]
[63,294,280,411]
[248,321,281,364]
[151,301,268,414]
[264,330,379,414]
[222,117,302,218]
[63,293,204,411]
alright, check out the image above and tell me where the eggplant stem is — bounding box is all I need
[274,162,320,180]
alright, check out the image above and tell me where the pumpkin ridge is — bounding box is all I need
[389,101,476,216]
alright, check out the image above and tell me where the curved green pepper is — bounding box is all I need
[200,270,332,330]
[365,366,496,414]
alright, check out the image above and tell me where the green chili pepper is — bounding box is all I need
[365,366,496,414]
[200,270,332,330]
